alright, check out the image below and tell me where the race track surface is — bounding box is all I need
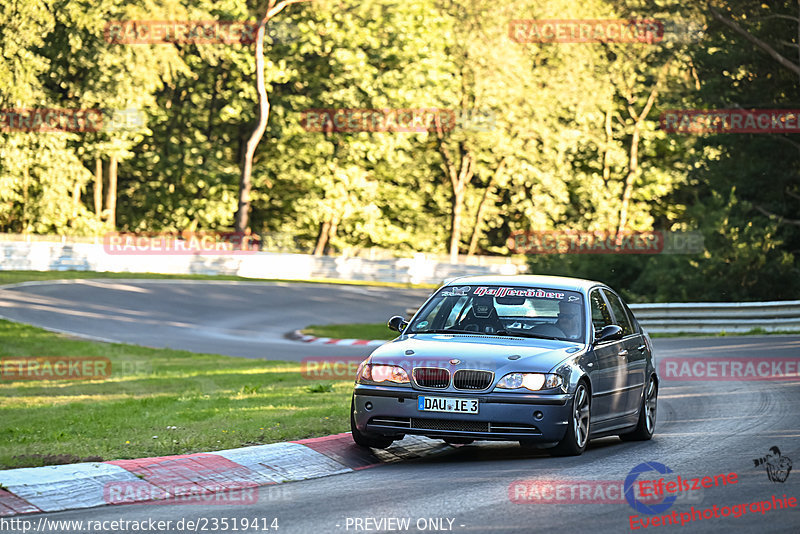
[2,280,799,533]
[0,279,432,361]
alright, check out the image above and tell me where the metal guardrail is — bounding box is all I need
[404,301,800,334]
[629,301,800,333]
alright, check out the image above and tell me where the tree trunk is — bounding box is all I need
[94,158,103,218]
[72,181,80,213]
[617,84,659,235]
[235,0,310,235]
[449,189,464,262]
[106,155,118,230]
[467,157,506,256]
[602,105,613,183]
[466,186,490,257]
[313,219,331,256]
[234,19,267,234]
[432,114,475,263]
[617,125,640,234]
[325,213,340,255]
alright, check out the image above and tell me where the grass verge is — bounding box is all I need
[302,323,394,341]
[0,320,351,470]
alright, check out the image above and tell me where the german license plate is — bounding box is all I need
[418,396,479,414]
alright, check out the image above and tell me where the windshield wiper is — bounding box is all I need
[496,330,562,340]
[410,328,480,335]
[411,329,565,341]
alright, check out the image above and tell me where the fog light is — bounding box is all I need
[533,411,543,420]
[365,402,373,410]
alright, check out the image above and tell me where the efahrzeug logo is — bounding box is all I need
[624,462,678,515]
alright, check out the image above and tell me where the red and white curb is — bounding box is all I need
[290,330,386,347]
[0,434,450,516]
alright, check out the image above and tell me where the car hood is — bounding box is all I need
[369,333,585,374]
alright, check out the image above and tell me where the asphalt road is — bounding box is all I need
[2,280,799,533]
[0,279,432,361]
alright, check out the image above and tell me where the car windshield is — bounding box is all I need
[408,285,585,343]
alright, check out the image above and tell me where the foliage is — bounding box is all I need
[0,0,796,301]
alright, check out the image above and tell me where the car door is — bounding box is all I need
[588,288,628,423]
[603,289,647,417]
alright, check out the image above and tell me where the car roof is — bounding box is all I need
[442,274,605,293]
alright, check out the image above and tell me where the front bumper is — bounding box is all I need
[353,384,572,442]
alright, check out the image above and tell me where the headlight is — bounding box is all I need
[357,364,410,384]
[495,373,563,391]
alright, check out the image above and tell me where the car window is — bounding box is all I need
[408,285,585,342]
[589,289,613,333]
[623,302,641,333]
[603,289,634,336]
[443,297,470,328]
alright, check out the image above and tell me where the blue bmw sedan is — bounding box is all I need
[350,275,658,456]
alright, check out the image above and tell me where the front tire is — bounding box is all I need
[549,381,590,457]
[350,397,394,449]
[620,375,657,442]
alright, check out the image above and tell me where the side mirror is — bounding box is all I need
[595,324,623,344]
[387,315,409,333]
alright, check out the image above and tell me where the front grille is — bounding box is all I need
[453,369,493,390]
[370,417,542,435]
[369,416,411,428]
[488,422,541,434]
[413,367,450,388]
[411,418,489,433]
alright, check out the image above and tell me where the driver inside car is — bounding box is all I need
[555,301,582,340]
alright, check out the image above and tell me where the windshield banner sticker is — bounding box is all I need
[473,286,565,299]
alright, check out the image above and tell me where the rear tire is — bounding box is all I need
[619,375,657,442]
[350,397,394,449]
[549,381,590,457]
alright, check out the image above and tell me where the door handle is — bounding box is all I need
[618,349,629,357]
[637,344,646,352]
